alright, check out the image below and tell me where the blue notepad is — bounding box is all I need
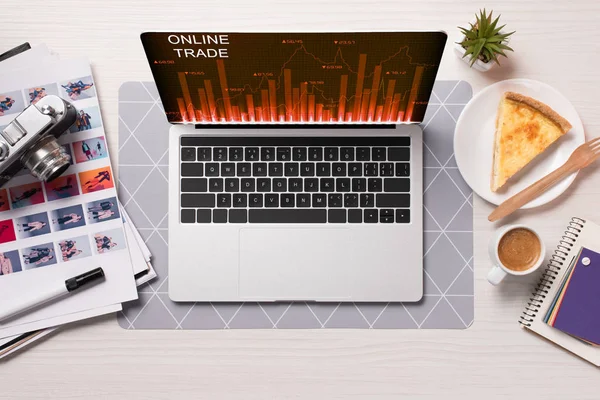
[547,247,600,346]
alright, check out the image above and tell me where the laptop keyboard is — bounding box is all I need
[179,137,411,224]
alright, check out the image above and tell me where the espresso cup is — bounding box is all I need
[487,224,546,285]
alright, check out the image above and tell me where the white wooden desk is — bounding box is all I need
[3,1,600,398]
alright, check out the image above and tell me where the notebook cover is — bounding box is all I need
[551,247,600,344]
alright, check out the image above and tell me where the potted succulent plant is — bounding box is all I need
[455,9,515,72]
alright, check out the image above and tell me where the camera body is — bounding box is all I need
[0,95,76,187]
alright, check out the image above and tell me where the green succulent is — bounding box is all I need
[458,9,515,66]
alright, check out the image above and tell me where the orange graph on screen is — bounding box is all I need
[141,33,446,124]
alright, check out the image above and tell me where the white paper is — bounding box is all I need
[0,44,56,74]
[0,209,157,357]
[0,59,137,339]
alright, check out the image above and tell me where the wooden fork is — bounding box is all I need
[489,137,600,222]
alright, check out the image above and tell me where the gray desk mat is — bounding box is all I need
[117,80,473,329]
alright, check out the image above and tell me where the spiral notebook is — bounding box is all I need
[520,217,600,366]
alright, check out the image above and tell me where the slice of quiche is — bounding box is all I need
[491,92,572,192]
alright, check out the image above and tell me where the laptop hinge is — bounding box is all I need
[193,124,397,130]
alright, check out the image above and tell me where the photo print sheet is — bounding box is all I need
[0,58,137,338]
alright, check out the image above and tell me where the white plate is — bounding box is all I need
[454,79,585,208]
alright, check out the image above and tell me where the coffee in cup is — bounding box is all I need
[487,224,546,285]
[497,227,542,272]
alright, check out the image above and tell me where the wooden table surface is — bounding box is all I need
[3,1,600,398]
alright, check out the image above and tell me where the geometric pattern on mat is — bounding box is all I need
[117,80,473,329]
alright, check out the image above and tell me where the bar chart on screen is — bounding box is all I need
[141,32,446,124]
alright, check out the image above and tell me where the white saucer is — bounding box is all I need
[454,79,585,208]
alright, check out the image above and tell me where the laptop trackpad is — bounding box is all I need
[239,228,351,300]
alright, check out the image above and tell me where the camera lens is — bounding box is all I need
[21,136,71,182]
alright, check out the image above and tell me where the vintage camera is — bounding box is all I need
[0,95,76,187]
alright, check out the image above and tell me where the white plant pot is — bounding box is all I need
[454,42,496,72]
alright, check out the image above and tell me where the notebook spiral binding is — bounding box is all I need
[519,217,586,327]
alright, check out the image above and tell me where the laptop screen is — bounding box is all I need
[140,32,446,125]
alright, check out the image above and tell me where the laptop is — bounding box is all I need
[140,32,446,302]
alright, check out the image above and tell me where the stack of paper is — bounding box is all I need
[0,44,155,358]
[545,247,600,346]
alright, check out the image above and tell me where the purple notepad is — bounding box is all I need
[553,247,600,345]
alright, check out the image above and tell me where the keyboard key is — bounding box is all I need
[372,147,386,161]
[281,194,295,207]
[233,193,247,207]
[293,147,307,161]
[380,163,394,176]
[181,209,195,223]
[324,147,338,161]
[344,193,359,208]
[225,178,239,192]
[348,163,362,176]
[249,194,263,207]
[221,163,235,177]
[305,178,318,192]
[388,147,410,161]
[308,147,323,161]
[213,209,227,223]
[380,209,394,223]
[257,178,271,192]
[197,148,211,161]
[237,163,251,176]
[376,194,410,208]
[285,163,299,177]
[265,193,279,207]
[316,163,331,176]
[241,178,255,192]
[181,194,215,208]
[253,163,268,176]
[348,209,362,223]
[312,193,326,207]
[332,163,346,176]
[328,209,346,223]
[364,209,378,223]
[196,209,211,223]
[384,178,410,192]
[364,163,377,176]
[336,178,351,192]
[288,178,303,192]
[214,147,227,161]
[269,163,283,177]
[396,209,410,223]
[396,163,410,177]
[328,193,342,207]
[205,163,218,176]
[352,178,366,192]
[249,209,326,223]
[360,193,374,208]
[229,147,244,161]
[341,147,354,161]
[245,147,259,161]
[357,147,370,161]
[273,178,287,192]
[297,193,311,207]
[261,147,275,161]
[181,163,204,177]
[277,147,291,161]
[320,178,334,192]
[217,193,231,208]
[181,147,196,161]
[300,162,315,176]
[368,178,382,192]
[229,209,247,223]
[209,178,224,192]
[181,178,207,192]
